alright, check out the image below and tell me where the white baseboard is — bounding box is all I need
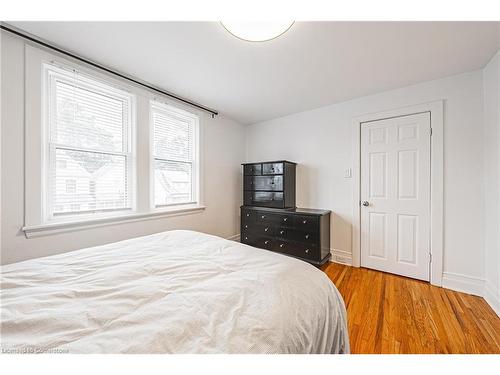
[226,234,240,242]
[330,249,352,266]
[483,281,500,317]
[441,272,484,297]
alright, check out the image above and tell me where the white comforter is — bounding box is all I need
[1,230,349,354]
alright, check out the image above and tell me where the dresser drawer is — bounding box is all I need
[291,242,319,261]
[262,162,284,175]
[275,226,293,240]
[244,175,283,191]
[242,222,275,237]
[241,208,256,222]
[243,164,262,176]
[244,192,284,208]
[272,240,319,261]
[290,229,318,244]
[255,237,275,250]
[241,233,257,246]
[294,215,319,231]
[275,213,294,227]
[253,211,279,224]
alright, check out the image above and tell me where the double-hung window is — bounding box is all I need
[151,101,199,208]
[44,64,135,220]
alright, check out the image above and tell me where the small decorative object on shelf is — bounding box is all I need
[241,161,331,266]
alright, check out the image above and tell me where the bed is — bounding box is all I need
[1,230,349,354]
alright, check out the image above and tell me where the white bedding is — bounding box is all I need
[1,230,349,354]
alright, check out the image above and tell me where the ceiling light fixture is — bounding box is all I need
[220,21,294,42]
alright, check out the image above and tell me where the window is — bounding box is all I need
[24,46,205,237]
[44,64,135,220]
[151,101,199,207]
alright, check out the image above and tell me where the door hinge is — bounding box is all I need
[430,128,433,136]
[429,252,432,263]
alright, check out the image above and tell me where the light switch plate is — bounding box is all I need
[344,168,352,178]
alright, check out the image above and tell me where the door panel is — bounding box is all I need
[361,112,431,281]
[368,212,388,259]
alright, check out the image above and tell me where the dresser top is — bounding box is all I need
[241,160,297,165]
[241,206,330,216]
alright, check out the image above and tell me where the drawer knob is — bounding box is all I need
[245,225,248,228]
[264,227,269,232]
[283,218,287,222]
[264,240,269,245]
[244,236,248,240]
[280,243,284,248]
[261,215,266,219]
[302,220,307,224]
[305,249,310,254]
[280,230,284,235]
[305,234,310,239]
[246,213,250,217]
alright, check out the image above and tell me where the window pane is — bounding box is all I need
[154,160,192,206]
[52,80,128,152]
[52,148,129,215]
[153,109,193,161]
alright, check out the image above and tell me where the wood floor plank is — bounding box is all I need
[323,263,500,354]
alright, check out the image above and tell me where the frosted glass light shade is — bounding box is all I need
[221,21,294,42]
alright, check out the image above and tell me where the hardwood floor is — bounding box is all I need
[322,262,500,354]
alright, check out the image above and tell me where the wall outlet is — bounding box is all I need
[344,168,352,178]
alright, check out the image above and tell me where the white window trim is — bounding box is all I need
[150,100,201,211]
[42,63,137,222]
[22,204,206,238]
[23,44,205,238]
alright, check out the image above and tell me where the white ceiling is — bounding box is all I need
[8,21,500,124]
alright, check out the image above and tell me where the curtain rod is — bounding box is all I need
[0,24,219,117]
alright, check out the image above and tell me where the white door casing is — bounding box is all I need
[360,112,431,281]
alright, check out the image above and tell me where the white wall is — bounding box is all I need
[0,32,245,265]
[246,70,485,283]
[483,50,500,315]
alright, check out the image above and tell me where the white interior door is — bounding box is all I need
[360,112,431,281]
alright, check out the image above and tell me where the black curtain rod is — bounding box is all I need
[0,24,219,117]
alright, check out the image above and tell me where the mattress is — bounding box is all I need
[1,230,349,353]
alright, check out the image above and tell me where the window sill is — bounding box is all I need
[22,204,206,239]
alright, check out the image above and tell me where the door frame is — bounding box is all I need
[351,101,444,286]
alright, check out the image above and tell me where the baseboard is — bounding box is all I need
[441,272,484,297]
[226,234,240,242]
[483,281,500,317]
[330,249,353,266]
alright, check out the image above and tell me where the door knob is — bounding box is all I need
[362,201,370,207]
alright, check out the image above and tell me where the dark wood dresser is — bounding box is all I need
[240,206,331,266]
[242,160,296,209]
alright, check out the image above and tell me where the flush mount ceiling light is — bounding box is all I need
[220,21,294,42]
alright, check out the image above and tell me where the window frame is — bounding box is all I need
[42,62,137,223]
[149,100,200,211]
